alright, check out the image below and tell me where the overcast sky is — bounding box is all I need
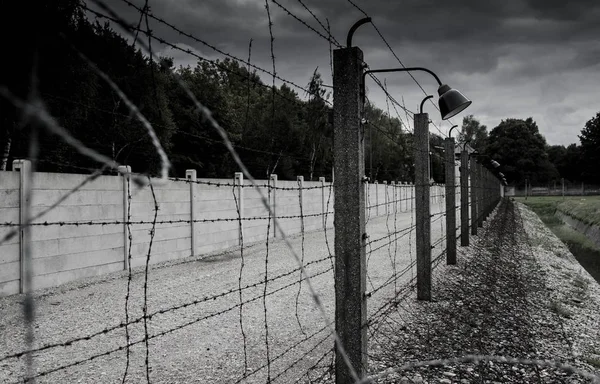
[88,0,600,146]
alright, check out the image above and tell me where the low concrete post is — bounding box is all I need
[117,165,131,271]
[235,172,244,245]
[374,181,379,217]
[186,169,197,258]
[319,177,326,228]
[392,181,396,213]
[410,182,414,212]
[13,159,32,293]
[270,174,277,238]
[383,181,388,215]
[297,176,304,230]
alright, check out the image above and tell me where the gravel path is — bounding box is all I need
[0,200,449,384]
[368,199,600,384]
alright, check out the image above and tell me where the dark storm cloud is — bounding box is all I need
[86,0,600,145]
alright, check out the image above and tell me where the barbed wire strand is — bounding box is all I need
[263,0,276,380]
[235,60,250,380]
[295,177,307,335]
[15,266,334,383]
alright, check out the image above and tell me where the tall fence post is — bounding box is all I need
[186,169,197,258]
[470,156,478,236]
[333,45,367,382]
[13,159,32,293]
[270,174,277,238]
[414,112,431,301]
[477,163,484,228]
[486,169,491,217]
[460,149,469,246]
[444,138,456,264]
[118,165,131,270]
[234,172,244,245]
[319,177,326,228]
[481,169,486,219]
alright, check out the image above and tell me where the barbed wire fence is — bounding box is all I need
[1,1,599,384]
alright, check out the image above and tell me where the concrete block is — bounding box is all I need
[0,189,19,208]
[0,280,19,296]
[0,243,19,264]
[0,261,19,283]
[32,262,123,291]
[32,247,122,276]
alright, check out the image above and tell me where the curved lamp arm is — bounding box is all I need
[363,67,443,87]
[347,17,372,47]
[420,95,433,114]
[448,125,458,138]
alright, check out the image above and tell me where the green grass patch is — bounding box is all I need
[514,196,600,284]
[557,196,600,227]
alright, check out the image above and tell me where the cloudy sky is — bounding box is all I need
[89,0,600,146]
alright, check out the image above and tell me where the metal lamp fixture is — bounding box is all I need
[347,17,472,121]
[361,67,472,120]
[438,85,472,120]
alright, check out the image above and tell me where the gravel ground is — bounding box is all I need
[367,199,600,384]
[0,200,449,384]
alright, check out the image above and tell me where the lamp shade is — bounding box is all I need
[438,84,472,120]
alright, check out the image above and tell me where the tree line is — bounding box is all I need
[0,0,419,182]
[459,113,600,186]
[1,1,598,186]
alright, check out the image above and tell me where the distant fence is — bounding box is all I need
[0,165,448,296]
[506,184,600,197]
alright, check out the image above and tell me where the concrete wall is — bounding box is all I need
[0,172,20,296]
[29,173,125,292]
[1,166,477,296]
[0,170,349,296]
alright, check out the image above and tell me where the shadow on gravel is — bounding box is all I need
[367,199,594,383]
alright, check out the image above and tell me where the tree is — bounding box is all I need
[579,111,600,184]
[563,144,583,183]
[458,115,488,153]
[303,70,331,181]
[546,144,584,183]
[486,117,558,185]
[363,101,413,183]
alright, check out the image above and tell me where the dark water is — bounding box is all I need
[562,240,600,284]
